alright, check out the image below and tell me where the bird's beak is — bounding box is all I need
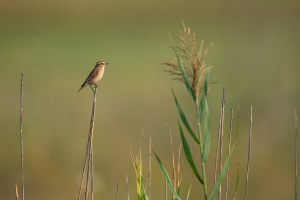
[106,63,109,65]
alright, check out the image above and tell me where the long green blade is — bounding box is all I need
[176,177,182,195]
[202,98,210,163]
[171,87,200,144]
[186,175,193,200]
[178,122,204,184]
[198,69,209,123]
[208,143,235,200]
[172,47,196,101]
[201,71,210,162]
[232,164,240,200]
[153,150,181,200]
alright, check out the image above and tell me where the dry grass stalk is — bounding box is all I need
[295,110,298,200]
[214,108,222,186]
[163,21,213,97]
[218,88,226,200]
[225,108,234,200]
[148,136,152,200]
[165,179,167,200]
[244,106,253,200]
[78,86,98,200]
[19,73,24,200]
[165,124,182,200]
[15,184,19,200]
[126,174,130,200]
[116,184,119,200]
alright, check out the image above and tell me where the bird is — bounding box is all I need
[77,61,109,93]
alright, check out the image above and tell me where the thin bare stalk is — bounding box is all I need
[148,136,152,200]
[177,142,182,186]
[244,106,252,200]
[78,85,98,200]
[225,108,233,200]
[169,127,176,200]
[91,144,94,200]
[84,149,91,200]
[165,179,168,200]
[218,88,226,200]
[15,184,19,200]
[19,73,24,200]
[214,108,222,187]
[126,174,130,200]
[295,110,298,200]
[116,184,119,200]
[78,136,91,200]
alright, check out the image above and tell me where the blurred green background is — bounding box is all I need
[1,1,300,199]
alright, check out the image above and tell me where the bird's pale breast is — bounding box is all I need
[90,68,104,84]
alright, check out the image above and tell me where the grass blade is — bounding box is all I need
[232,164,240,200]
[198,69,209,123]
[208,143,235,200]
[171,87,199,144]
[178,122,204,184]
[201,72,210,162]
[153,150,181,200]
[176,177,182,195]
[172,47,196,101]
[186,174,194,200]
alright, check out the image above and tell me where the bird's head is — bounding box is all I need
[95,61,109,68]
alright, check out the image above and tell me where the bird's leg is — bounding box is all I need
[90,84,98,93]
[90,85,95,93]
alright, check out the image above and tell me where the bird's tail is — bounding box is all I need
[77,83,87,93]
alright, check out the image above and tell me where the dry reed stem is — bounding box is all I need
[214,108,222,187]
[78,85,98,200]
[148,136,152,200]
[218,88,226,200]
[169,127,176,200]
[78,136,90,199]
[165,179,167,200]
[91,144,94,200]
[19,73,24,200]
[116,184,119,200]
[15,184,19,200]
[126,174,130,200]
[85,144,91,200]
[177,142,182,186]
[244,106,252,200]
[165,124,182,200]
[295,110,298,200]
[225,108,233,200]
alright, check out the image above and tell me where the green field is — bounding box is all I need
[1,1,300,199]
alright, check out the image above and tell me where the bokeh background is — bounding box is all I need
[1,1,300,199]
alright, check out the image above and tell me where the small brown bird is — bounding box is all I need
[77,61,109,93]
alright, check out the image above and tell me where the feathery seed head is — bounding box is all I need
[163,21,214,97]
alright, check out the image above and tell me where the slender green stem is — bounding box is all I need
[196,100,207,200]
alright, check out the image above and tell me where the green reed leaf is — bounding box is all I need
[202,98,210,163]
[178,121,204,184]
[171,87,200,144]
[153,150,181,200]
[232,164,240,200]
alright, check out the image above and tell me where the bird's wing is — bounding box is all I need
[81,68,100,87]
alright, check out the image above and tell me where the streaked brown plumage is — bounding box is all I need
[77,61,108,93]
